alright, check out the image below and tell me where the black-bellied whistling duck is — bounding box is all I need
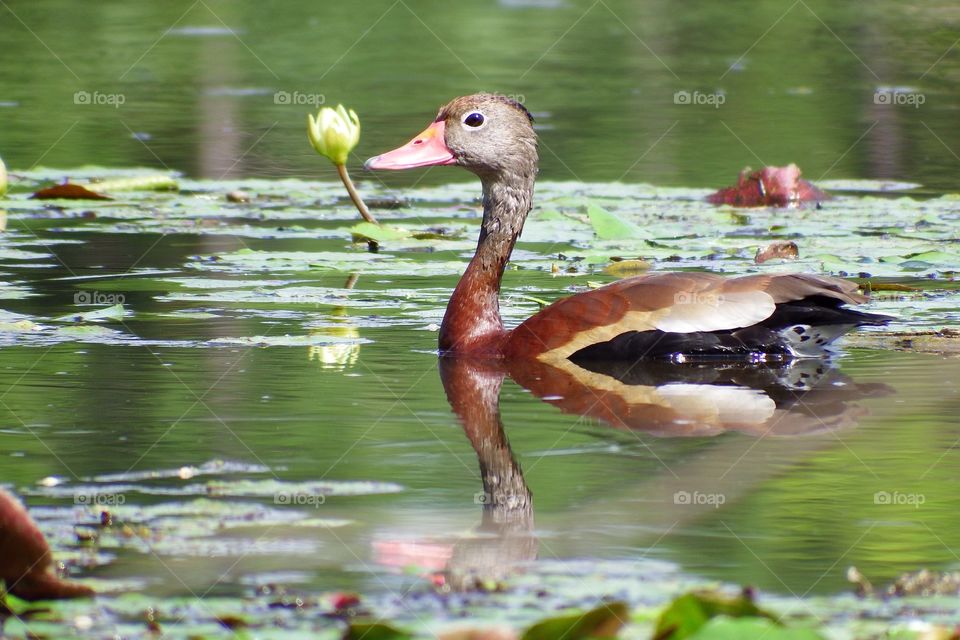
[365,93,890,360]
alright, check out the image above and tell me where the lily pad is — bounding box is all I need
[687,617,825,640]
[521,601,628,640]
[54,304,126,322]
[350,222,411,243]
[586,203,649,240]
[653,590,773,639]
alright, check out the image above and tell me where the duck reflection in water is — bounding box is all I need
[374,355,891,590]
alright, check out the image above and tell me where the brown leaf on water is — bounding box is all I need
[755,240,799,264]
[0,489,94,600]
[31,183,112,200]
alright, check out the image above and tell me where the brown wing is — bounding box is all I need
[505,272,866,361]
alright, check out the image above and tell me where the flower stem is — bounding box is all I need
[336,163,377,225]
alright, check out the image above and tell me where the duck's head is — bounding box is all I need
[365,93,538,181]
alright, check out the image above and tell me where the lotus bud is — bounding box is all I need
[307,105,360,166]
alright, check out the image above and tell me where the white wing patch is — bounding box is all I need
[654,290,776,333]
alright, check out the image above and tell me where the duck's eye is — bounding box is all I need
[462,112,485,128]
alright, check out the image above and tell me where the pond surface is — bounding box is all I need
[1,0,960,636]
[1,173,959,636]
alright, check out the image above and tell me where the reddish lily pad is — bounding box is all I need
[31,182,112,200]
[707,164,827,207]
[0,489,94,601]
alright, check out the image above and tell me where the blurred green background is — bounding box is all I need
[0,0,958,189]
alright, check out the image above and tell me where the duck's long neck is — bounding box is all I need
[439,173,535,354]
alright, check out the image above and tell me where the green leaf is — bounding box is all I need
[85,175,178,192]
[54,304,126,322]
[521,601,628,640]
[901,250,960,265]
[653,590,774,640]
[586,203,649,240]
[345,621,412,640]
[687,617,825,640]
[349,222,411,244]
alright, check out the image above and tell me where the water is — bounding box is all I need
[2,0,960,634]
[5,319,960,599]
[0,1,958,190]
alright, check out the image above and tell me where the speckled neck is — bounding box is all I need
[438,170,536,355]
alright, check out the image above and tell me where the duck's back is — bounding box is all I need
[505,272,889,361]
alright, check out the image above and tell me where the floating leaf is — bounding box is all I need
[411,226,465,240]
[687,617,825,640]
[521,601,628,640]
[0,489,94,601]
[653,590,773,640]
[346,621,411,640]
[0,319,39,332]
[31,183,111,200]
[349,222,411,244]
[707,165,827,207]
[438,627,518,640]
[586,203,648,240]
[55,304,126,322]
[755,241,800,264]
[86,175,178,192]
[603,258,651,277]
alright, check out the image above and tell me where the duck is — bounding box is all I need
[365,93,890,361]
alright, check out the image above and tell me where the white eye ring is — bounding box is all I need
[461,111,487,130]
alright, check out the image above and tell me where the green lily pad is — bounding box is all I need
[54,303,126,322]
[345,623,411,639]
[687,617,825,640]
[586,203,649,240]
[653,590,774,639]
[350,221,411,243]
[521,601,628,640]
